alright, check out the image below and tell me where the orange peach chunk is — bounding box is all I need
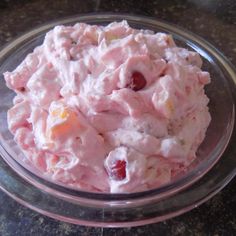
[48,107,82,139]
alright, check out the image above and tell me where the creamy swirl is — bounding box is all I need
[4,21,211,193]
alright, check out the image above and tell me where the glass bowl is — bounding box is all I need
[0,14,235,227]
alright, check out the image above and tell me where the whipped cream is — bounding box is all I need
[4,21,211,193]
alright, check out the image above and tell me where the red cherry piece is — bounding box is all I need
[129,71,147,91]
[18,87,26,92]
[110,160,126,181]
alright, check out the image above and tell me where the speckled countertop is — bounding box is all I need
[0,0,235,235]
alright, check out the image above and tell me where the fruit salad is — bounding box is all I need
[4,21,211,193]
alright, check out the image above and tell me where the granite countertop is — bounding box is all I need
[0,0,235,235]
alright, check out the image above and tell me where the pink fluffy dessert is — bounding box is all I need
[4,21,211,193]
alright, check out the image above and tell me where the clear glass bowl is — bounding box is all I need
[0,14,235,227]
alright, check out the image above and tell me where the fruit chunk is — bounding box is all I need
[47,106,81,139]
[105,33,118,42]
[129,71,147,91]
[109,160,127,180]
[51,108,69,119]
[165,99,174,114]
